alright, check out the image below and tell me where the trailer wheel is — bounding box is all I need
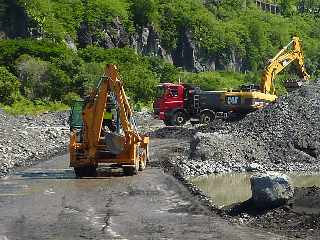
[74,166,97,178]
[172,111,186,126]
[200,111,215,124]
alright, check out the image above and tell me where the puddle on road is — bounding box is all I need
[192,172,320,207]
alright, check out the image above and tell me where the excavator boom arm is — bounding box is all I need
[260,37,310,94]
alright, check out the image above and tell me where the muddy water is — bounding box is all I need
[192,172,320,207]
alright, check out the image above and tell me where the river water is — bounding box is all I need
[192,172,320,207]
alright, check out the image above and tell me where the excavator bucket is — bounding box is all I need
[104,132,125,155]
[283,79,305,92]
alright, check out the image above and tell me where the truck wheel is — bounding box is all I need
[200,112,215,124]
[74,166,97,178]
[172,111,186,126]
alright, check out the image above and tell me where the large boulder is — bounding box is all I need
[250,172,294,208]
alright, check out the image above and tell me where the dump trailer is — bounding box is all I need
[69,64,149,177]
[153,83,227,126]
[223,36,310,114]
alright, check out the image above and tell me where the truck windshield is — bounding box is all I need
[155,86,166,97]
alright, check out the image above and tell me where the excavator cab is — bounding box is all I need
[69,100,84,131]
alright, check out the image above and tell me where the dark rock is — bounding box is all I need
[250,172,294,208]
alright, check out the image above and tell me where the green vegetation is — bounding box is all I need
[0,98,69,115]
[0,67,19,104]
[180,71,259,91]
[0,0,320,114]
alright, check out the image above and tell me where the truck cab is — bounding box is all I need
[153,83,186,125]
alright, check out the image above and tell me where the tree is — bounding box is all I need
[280,0,298,16]
[130,0,159,27]
[15,54,49,99]
[15,54,71,100]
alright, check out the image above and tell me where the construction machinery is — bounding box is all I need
[69,64,149,177]
[153,83,227,126]
[224,36,310,114]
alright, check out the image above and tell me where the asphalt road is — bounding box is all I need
[0,138,285,240]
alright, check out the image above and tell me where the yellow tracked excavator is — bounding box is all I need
[224,36,310,114]
[69,64,149,177]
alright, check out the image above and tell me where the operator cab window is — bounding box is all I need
[169,87,179,97]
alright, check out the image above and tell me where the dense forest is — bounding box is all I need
[0,0,320,113]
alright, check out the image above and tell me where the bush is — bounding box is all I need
[180,71,253,91]
[0,66,20,104]
[0,39,72,71]
[15,54,71,101]
[15,54,50,99]
[62,92,81,106]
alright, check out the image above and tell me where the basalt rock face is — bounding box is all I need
[0,1,29,39]
[172,30,243,72]
[78,17,130,49]
[131,25,173,63]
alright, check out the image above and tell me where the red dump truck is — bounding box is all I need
[153,83,228,126]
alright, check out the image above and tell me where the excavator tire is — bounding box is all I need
[74,166,97,178]
[123,166,138,176]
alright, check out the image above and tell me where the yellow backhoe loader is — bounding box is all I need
[69,64,149,177]
[223,36,310,114]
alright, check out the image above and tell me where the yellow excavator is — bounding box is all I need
[224,36,310,114]
[69,64,149,177]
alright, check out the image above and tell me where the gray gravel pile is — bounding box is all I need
[0,110,69,177]
[176,80,320,177]
[133,111,196,138]
[133,111,163,134]
[148,126,196,139]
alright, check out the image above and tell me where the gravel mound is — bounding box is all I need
[133,111,163,134]
[176,80,320,177]
[0,110,69,177]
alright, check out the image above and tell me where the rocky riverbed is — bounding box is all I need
[0,94,319,239]
[0,110,69,177]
